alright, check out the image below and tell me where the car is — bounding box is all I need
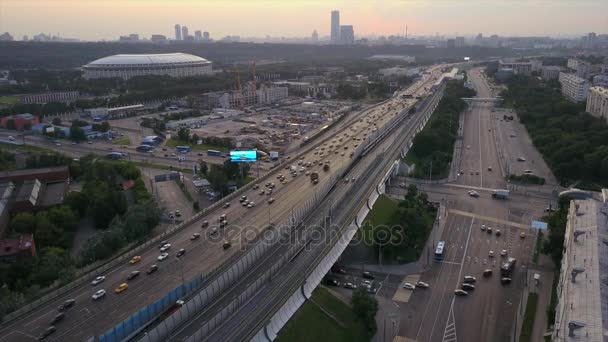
[486,227,493,234]
[361,280,372,286]
[176,299,185,306]
[344,178,349,183]
[259,189,265,195]
[461,283,476,291]
[463,276,477,283]
[50,313,65,325]
[470,171,474,175]
[223,240,232,249]
[500,249,508,256]
[402,283,416,290]
[331,266,347,274]
[58,299,76,311]
[115,283,129,294]
[495,229,501,236]
[146,265,158,274]
[38,326,57,340]
[223,202,230,208]
[240,195,247,202]
[475,171,480,175]
[253,184,259,189]
[343,282,357,290]
[91,276,106,286]
[219,214,227,222]
[190,233,201,240]
[168,212,175,219]
[175,210,181,217]
[469,190,480,197]
[325,278,340,286]
[268,197,275,204]
[88,141,93,144]
[362,271,375,279]
[454,289,469,296]
[488,166,492,171]
[127,270,140,280]
[367,287,377,294]
[480,224,486,231]
[201,221,209,228]
[466,145,470,149]
[501,277,512,285]
[55,142,61,146]
[520,232,526,238]
[158,253,169,261]
[488,250,495,257]
[160,243,171,252]
[517,157,526,162]
[92,289,106,300]
[416,281,430,288]
[129,255,142,264]
[247,202,254,208]
[242,200,249,207]
[176,249,186,257]
[483,269,493,277]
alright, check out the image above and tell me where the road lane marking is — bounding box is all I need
[447,209,528,229]
[437,261,462,266]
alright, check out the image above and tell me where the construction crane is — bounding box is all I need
[251,59,257,104]
[232,69,243,109]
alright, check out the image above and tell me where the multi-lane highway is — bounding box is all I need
[392,67,554,342]
[0,66,448,341]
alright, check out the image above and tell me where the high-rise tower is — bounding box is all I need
[331,10,340,43]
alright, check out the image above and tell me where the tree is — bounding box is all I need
[199,161,208,175]
[9,212,36,234]
[5,119,15,130]
[69,125,86,141]
[352,288,378,337]
[64,191,88,216]
[177,127,190,141]
[207,165,229,196]
[51,117,62,126]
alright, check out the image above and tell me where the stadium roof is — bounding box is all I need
[85,53,210,67]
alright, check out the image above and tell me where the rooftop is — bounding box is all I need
[84,53,211,67]
[554,197,608,341]
[0,234,35,258]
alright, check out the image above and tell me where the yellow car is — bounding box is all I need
[520,232,526,238]
[129,256,142,264]
[115,283,128,294]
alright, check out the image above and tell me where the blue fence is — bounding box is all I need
[100,275,203,342]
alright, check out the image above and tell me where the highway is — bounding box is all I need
[394,67,554,342]
[0,66,448,342]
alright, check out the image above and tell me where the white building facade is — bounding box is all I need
[586,86,608,123]
[559,72,590,102]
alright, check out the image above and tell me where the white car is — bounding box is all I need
[402,283,416,290]
[92,289,106,300]
[488,251,495,257]
[91,276,106,286]
[416,281,430,288]
[160,244,171,252]
[468,190,480,197]
[480,224,486,231]
[500,249,508,256]
[247,202,254,208]
[157,252,169,261]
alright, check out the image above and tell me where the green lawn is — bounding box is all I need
[112,138,131,146]
[276,287,368,342]
[520,293,539,342]
[165,139,231,152]
[360,195,398,246]
[0,96,18,104]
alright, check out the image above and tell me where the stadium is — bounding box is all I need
[82,53,212,80]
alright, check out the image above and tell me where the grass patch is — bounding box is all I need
[165,139,230,152]
[276,287,368,342]
[360,195,399,246]
[111,138,131,146]
[533,231,543,263]
[0,96,18,104]
[520,293,539,342]
[546,271,559,328]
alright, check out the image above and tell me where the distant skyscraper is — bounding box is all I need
[203,32,210,41]
[129,33,139,41]
[182,26,189,40]
[446,39,456,48]
[331,10,340,43]
[151,34,166,43]
[175,24,182,40]
[194,30,202,41]
[340,25,354,44]
[312,30,319,43]
[455,36,465,48]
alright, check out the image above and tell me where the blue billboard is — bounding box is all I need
[230,150,257,163]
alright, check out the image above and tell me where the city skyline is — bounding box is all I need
[1,0,606,41]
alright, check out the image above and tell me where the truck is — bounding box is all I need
[310,172,319,184]
[491,189,509,200]
[500,257,517,276]
[269,151,279,160]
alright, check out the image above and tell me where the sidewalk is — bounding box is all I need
[529,254,555,342]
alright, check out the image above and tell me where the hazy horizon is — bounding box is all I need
[1,0,607,41]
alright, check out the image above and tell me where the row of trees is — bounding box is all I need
[336,81,391,100]
[501,76,608,187]
[175,127,235,150]
[408,80,476,179]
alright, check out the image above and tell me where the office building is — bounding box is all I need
[194,30,202,41]
[311,30,318,43]
[19,91,79,104]
[181,26,189,41]
[552,196,608,342]
[340,25,354,44]
[567,58,579,70]
[541,66,562,80]
[455,36,465,47]
[446,39,456,48]
[559,72,590,103]
[499,60,533,76]
[151,34,166,43]
[586,86,608,123]
[203,32,210,41]
[330,10,340,43]
[174,24,182,40]
[83,53,212,80]
[592,75,608,87]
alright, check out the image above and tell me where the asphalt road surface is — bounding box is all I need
[0,67,448,342]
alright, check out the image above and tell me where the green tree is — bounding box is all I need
[9,212,36,234]
[352,288,378,337]
[177,127,190,141]
[69,125,86,141]
[5,119,16,130]
[51,117,62,126]
[64,191,88,216]
[207,165,229,196]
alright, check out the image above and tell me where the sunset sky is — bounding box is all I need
[1,0,606,40]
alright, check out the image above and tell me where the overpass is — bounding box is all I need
[134,72,447,342]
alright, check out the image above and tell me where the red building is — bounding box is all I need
[0,113,40,131]
[0,234,37,262]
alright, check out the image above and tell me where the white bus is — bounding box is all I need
[435,241,445,261]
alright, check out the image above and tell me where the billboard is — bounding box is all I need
[230,150,257,163]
